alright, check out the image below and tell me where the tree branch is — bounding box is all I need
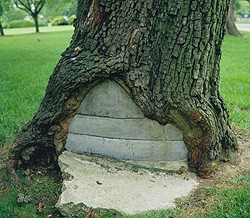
[14,0,45,16]
[14,0,32,13]
[36,0,45,14]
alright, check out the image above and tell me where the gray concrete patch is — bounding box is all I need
[56,151,199,216]
[66,133,187,161]
[77,80,144,119]
[69,115,183,141]
[66,80,187,162]
[60,80,194,216]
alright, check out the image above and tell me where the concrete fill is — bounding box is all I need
[68,115,183,141]
[59,80,193,216]
[66,79,187,161]
[77,80,144,119]
[66,134,187,161]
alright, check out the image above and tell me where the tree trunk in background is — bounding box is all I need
[0,21,4,36]
[226,0,242,36]
[9,0,239,179]
[33,14,39,33]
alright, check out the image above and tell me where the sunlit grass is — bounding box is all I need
[3,25,74,35]
[174,171,250,218]
[0,174,62,218]
[220,31,250,130]
[235,21,250,24]
[0,29,73,145]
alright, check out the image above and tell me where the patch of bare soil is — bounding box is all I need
[195,127,250,190]
[175,128,250,217]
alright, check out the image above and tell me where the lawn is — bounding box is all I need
[220,31,250,130]
[0,28,250,217]
[3,25,74,35]
[0,27,73,217]
[235,21,250,24]
[0,27,74,146]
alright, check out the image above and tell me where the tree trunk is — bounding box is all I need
[33,14,39,33]
[0,21,4,36]
[226,0,242,36]
[9,0,239,179]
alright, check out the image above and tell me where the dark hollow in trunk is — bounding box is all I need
[9,0,239,180]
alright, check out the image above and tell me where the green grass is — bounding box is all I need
[174,171,250,218]
[0,189,40,218]
[203,187,250,217]
[3,25,74,35]
[0,29,73,146]
[0,28,72,217]
[123,210,177,218]
[220,31,250,130]
[235,21,250,24]
[0,173,62,218]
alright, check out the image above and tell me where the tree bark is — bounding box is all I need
[33,14,39,33]
[226,0,242,36]
[0,21,4,36]
[9,0,239,179]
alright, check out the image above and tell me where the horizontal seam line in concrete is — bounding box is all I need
[76,113,146,120]
[68,132,183,142]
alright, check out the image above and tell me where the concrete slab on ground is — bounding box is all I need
[56,151,199,216]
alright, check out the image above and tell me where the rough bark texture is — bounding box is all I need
[9,0,239,179]
[226,0,242,37]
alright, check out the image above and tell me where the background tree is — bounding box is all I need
[0,0,11,36]
[235,0,250,17]
[4,8,27,24]
[14,0,45,33]
[226,0,243,36]
[42,0,77,22]
[9,0,239,181]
